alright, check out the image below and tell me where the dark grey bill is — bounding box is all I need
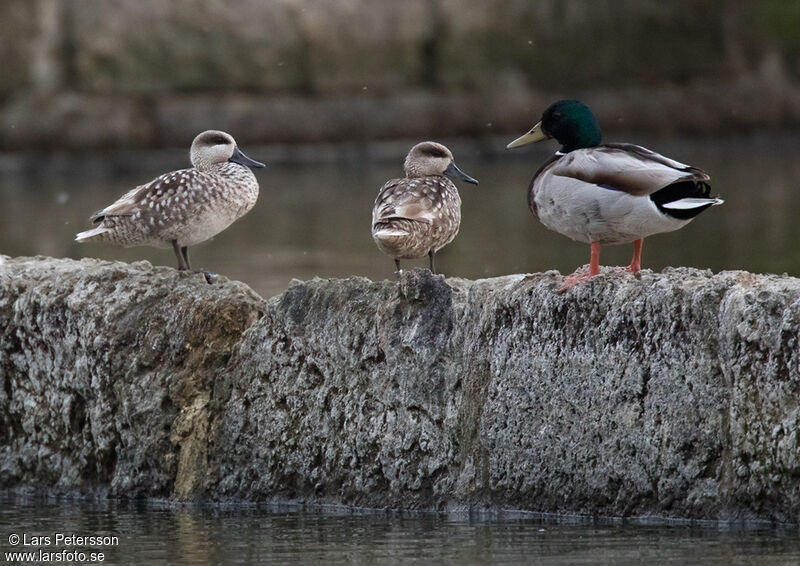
[443,161,478,185]
[229,147,266,168]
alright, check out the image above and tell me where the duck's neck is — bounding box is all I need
[554,110,602,152]
[558,123,602,152]
[560,135,600,153]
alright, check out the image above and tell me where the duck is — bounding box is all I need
[506,99,723,292]
[76,130,265,272]
[371,141,478,274]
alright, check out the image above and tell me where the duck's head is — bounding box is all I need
[403,141,479,185]
[506,99,602,153]
[190,130,266,171]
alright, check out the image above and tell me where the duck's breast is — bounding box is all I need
[533,167,690,245]
[165,166,259,247]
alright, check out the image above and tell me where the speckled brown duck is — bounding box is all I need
[371,141,478,274]
[76,130,264,271]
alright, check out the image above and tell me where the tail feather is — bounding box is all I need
[75,226,110,242]
[651,180,723,220]
[661,197,724,210]
[373,227,409,239]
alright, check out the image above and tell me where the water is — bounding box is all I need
[2,133,800,298]
[1,495,799,565]
[3,135,800,562]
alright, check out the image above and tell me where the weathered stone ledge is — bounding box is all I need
[1,256,799,522]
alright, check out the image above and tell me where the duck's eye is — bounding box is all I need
[423,147,448,158]
[212,136,229,145]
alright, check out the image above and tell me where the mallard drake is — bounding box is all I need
[507,99,723,291]
[76,130,265,271]
[372,141,478,274]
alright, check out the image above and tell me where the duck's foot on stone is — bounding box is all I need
[608,265,641,278]
[558,264,643,292]
[597,265,629,276]
[558,267,594,293]
[195,269,218,284]
[176,266,216,284]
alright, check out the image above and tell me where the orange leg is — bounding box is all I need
[559,241,602,293]
[627,238,643,274]
[588,241,601,276]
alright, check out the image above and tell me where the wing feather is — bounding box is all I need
[91,168,198,222]
[372,178,443,225]
[550,143,710,197]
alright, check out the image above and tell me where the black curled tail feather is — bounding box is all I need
[651,180,717,220]
[694,180,712,198]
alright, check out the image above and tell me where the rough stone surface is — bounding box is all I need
[2,256,800,521]
[0,257,265,497]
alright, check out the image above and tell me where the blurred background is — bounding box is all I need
[2,0,800,297]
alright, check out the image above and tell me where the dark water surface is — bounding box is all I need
[2,133,800,297]
[2,136,800,562]
[1,495,800,566]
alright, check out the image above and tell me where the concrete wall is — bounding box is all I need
[2,256,800,521]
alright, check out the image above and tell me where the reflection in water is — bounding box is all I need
[2,134,800,298]
[1,495,799,566]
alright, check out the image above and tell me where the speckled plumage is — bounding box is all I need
[372,176,462,259]
[371,141,477,274]
[76,130,264,270]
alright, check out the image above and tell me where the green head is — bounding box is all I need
[506,99,602,153]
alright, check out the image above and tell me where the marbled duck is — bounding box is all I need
[372,141,478,274]
[76,130,264,271]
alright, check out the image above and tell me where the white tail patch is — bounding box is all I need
[373,228,409,239]
[75,226,110,242]
[662,197,724,210]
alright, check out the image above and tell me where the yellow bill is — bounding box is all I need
[506,121,548,149]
